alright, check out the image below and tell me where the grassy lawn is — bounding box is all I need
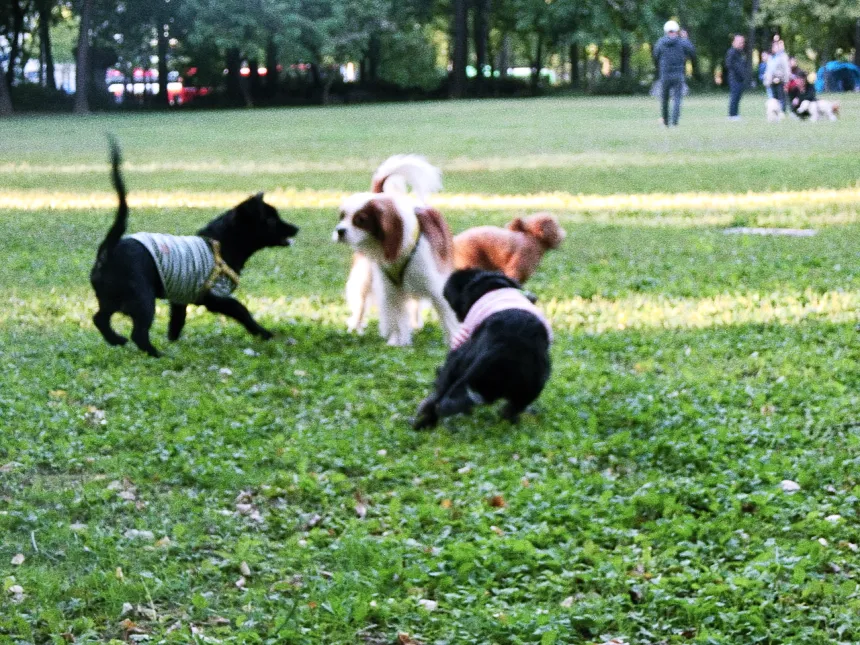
[2,95,860,644]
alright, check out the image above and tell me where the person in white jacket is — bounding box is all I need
[764,38,791,112]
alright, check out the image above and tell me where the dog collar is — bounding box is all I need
[202,238,241,292]
[381,226,421,287]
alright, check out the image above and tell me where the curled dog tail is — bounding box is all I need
[96,136,129,259]
[370,154,442,203]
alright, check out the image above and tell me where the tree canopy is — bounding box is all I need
[0,0,857,112]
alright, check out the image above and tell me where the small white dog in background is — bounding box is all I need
[804,99,840,121]
[766,98,785,122]
[333,155,459,346]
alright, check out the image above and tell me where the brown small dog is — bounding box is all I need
[453,213,566,283]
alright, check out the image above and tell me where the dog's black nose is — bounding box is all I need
[336,228,346,240]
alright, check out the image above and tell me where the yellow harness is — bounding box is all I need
[202,239,241,293]
[381,226,422,287]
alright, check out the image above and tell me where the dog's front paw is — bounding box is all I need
[257,328,274,341]
[412,397,438,430]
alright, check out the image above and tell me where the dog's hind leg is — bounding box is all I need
[168,303,187,341]
[93,304,128,346]
[500,401,528,424]
[127,298,160,357]
[202,294,273,340]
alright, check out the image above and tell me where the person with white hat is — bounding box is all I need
[653,20,696,126]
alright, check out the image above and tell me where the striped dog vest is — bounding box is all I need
[129,233,236,304]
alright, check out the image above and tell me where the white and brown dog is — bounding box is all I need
[333,155,459,346]
[803,99,840,122]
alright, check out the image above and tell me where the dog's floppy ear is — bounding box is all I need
[506,217,527,233]
[353,198,403,262]
[416,206,453,265]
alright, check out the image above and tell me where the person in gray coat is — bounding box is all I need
[653,20,696,126]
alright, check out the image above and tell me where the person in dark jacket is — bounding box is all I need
[653,20,697,126]
[789,74,817,119]
[725,34,748,120]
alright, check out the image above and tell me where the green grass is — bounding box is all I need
[2,95,860,644]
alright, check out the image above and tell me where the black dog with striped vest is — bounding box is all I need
[90,139,299,357]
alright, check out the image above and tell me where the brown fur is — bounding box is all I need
[353,198,404,262]
[832,102,840,117]
[416,206,453,269]
[453,213,566,284]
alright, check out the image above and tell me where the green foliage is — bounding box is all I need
[377,28,444,91]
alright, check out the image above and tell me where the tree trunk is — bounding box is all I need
[530,33,544,95]
[855,18,860,67]
[157,19,170,107]
[748,0,759,84]
[0,74,13,115]
[266,36,278,98]
[367,33,380,82]
[620,37,632,77]
[569,42,580,88]
[473,0,490,96]
[498,35,510,78]
[74,0,92,114]
[249,59,262,102]
[7,0,27,87]
[39,0,56,90]
[451,0,468,98]
[225,47,242,103]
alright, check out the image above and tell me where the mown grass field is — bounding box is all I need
[2,94,860,644]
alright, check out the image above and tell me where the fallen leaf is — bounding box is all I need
[488,494,506,508]
[0,462,23,473]
[780,480,801,493]
[235,576,246,589]
[240,561,251,577]
[417,598,438,612]
[155,537,171,548]
[355,502,367,519]
[825,514,842,523]
[123,529,154,541]
[8,585,24,595]
[398,633,423,645]
[560,596,574,608]
[61,632,74,643]
[11,553,24,566]
[115,567,124,581]
[118,490,137,501]
[490,525,504,536]
[120,602,134,617]
[440,499,452,509]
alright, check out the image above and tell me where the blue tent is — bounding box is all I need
[815,61,860,93]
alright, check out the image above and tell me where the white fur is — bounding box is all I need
[371,154,442,201]
[334,156,458,347]
[807,99,839,122]
[766,98,784,123]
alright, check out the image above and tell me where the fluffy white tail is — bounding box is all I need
[371,154,442,202]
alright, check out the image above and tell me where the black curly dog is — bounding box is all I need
[413,269,551,428]
[90,139,299,357]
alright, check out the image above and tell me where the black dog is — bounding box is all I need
[90,140,299,357]
[413,269,552,429]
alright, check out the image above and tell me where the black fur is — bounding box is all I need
[90,139,299,357]
[413,269,551,429]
